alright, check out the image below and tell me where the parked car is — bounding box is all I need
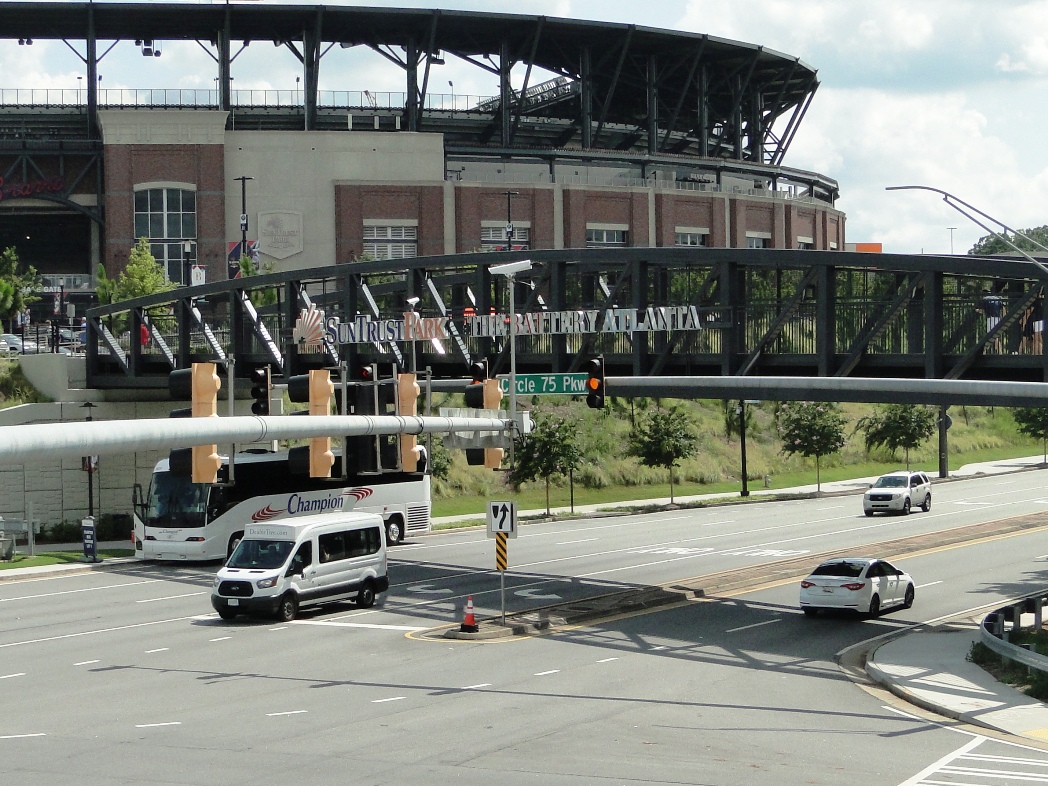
[862,470,931,516]
[0,333,36,354]
[800,557,915,617]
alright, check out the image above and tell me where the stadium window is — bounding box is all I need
[481,225,530,252]
[133,186,197,283]
[586,228,628,247]
[675,230,708,247]
[363,224,418,260]
[746,235,769,249]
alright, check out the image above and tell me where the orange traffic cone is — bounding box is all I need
[460,595,479,633]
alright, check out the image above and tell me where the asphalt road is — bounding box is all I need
[3,472,1048,785]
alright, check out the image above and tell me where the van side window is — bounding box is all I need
[318,532,347,563]
[346,527,381,558]
[287,541,312,575]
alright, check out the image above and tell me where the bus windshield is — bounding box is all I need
[227,539,294,570]
[146,471,209,528]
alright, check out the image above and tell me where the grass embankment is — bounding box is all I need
[969,635,1048,701]
[0,550,135,571]
[430,396,1042,518]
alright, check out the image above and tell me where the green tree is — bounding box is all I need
[1012,407,1048,464]
[855,403,936,469]
[969,226,1048,256]
[510,414,583,515]
[115,238,175,303]
[428,437,452,482]
[778,401,847,492]
[0,246,39,330]
[628,407,698,504]
[239,254,278,308]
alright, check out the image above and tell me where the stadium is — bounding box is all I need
[0,0,844,301]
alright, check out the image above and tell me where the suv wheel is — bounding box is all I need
[901,498,911,515]
[921,493,931,513]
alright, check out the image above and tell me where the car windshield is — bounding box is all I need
[227,539,294,570]
[872,476,907,488]
[810,561,866,578]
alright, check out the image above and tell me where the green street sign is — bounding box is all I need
[496,373,589,395]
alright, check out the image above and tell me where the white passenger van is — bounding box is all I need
[210,512,388,622]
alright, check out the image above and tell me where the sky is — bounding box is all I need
[7,0,1048,255]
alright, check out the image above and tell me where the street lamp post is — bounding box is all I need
[81,402,96,518]
[947,227,957,256]
[489,260,533,467]
[182,240,194,287]
[233,175,254,264]
[406,296,420,372]
[737,400,749,497]
[503,190,519,250]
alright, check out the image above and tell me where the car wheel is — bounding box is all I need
[357,580,376,609]
[921,493,931,513]
[802,607,818,617]
[903,584,915,609]
[901,498,911,515]
[277,593,298,622]
[864,510,874,517]
[868,594,881,616]
[385,516,404,546]
[218,608,237,621]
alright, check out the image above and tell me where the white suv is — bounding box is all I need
[863,470,931,516]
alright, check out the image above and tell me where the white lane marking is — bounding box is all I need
[515,588,561,600]
[406,585,454,595]
[372,696,406,703]
[650,646,667,651]
[534,670,560,676]
[290,620,426,631]
[556,538,599,545]
[266,710,308,717]
[916,581,943,589]
[209,637,232,642]
[882,705,921,720]
[74,660,99,666]
[145,648,169,654]
[597,657,619,663]
[816,505,844,511]
[0,616,202,650]
[0,673,25,679]
[0,579,161,603]
[136,592,205,603]
[726,618,782,634]
[462,683,491,690]
[269,627,288,631]
[0,733,46,739]
[896,735,984,786]
[954,501,994,507]
[135,722,181,728]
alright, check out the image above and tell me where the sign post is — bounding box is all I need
[81,515,98,563]
[487,500,517,625]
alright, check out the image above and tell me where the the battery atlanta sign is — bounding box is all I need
[322,305,704,345]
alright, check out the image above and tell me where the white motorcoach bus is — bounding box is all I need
[132,450,430,561]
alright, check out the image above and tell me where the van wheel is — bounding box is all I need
[357,580,376,609]
[277,593,298,622]
[218,608,237,621]
[385,516,404,546]
[227,533,243,560]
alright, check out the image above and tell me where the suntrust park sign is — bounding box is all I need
[323,306,703,345]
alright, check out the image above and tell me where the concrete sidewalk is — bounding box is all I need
[867,624,1048,742]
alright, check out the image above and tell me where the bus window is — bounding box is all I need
[146,471,208,528]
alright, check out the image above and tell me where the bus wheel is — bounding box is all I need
[227,533,243,560]
[277,593,298,622]
[385,516,404,546]
[357,580,376,609]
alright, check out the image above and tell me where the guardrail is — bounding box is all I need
[980,594,1048,672]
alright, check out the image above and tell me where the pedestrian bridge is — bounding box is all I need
[84,246,1048,392]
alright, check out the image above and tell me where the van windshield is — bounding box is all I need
[227,539,295,569]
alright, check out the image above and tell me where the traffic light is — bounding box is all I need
[287,369,335,478]
[398,372,422,472]
[464,359,488,409]
[584,356,605,409]
[167,362,223,483]
[249,366,271,416]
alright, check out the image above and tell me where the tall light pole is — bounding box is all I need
[947,227,957,255]
[81,402,96,518]
[503,190,519,250]
[489,259,533,466]
[233,175,254,264]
